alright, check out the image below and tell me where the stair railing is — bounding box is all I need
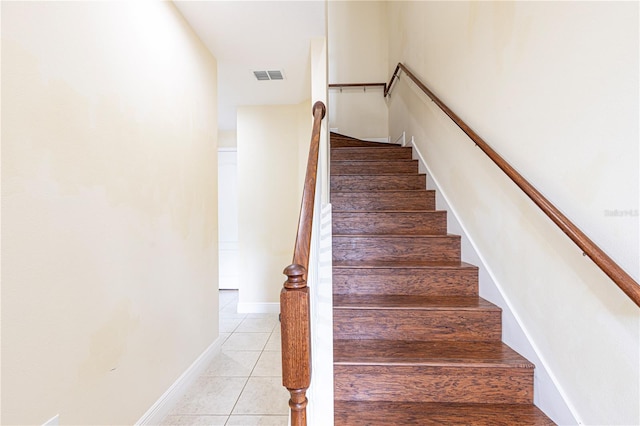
[329,82,387,92]
[385,62,640,307]
[281,101,327,426]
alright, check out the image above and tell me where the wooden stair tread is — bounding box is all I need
[331,158,415,163]
[331,189,433,194]
[334,340,533,368]
[332,189,427,193]
[334,401,554,425]
[333,294,500,311]
[333,260,476,269]
[330,133,391,146]
[330,139,400,148]
[331,151,413,156]
[333,233,459,238]
[331,141,394,148]
[331,153,410,158]
[333,209,441,213]
[331,174,424,177]
[330,143,408,148]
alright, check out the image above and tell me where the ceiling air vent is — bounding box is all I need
[253,70,284,81]
[253,71,269,81]
[267,70,283,80]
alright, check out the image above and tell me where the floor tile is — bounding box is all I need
[263,333,281,352]
[245,313,279,320]
[221,302,246,316]
[170,376,247,415]
[162,290,292,424]
[219,289,238,303]
[252,351,282,377]
[236,317,278,333]
[203,351,260,377]
[220,317,243,333]
[232,377,290,415]
[226,415,289,425]
[222,333,270,351]
[160,415,228,425]
[220,312,248,320]
[218,332,231,343]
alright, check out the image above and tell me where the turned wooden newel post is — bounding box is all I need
[280,264,311,426]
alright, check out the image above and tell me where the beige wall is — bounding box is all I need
[237,101,312,312]
[218,130,237,148]
[328,1,388,139]
[387,1,639,424]
[310,37,330,204]
[1,2,219,425]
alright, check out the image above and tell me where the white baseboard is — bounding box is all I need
[135,336,225,425]
[237,302,280,314]
[43,415,59,426]
[407,135,578,425]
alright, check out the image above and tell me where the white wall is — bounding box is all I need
[328,1,389,139]
[1,3,219,425]
[310,37,330,204]
[388,2,639,425]
[218,149,239,290]
[218,130,238,290]
[306,36,334,426]
[218,130,237,148]
[237,101,312,313]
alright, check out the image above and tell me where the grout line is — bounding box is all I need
[216,290,287,424]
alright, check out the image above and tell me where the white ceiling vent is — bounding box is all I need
[253,70,284,81]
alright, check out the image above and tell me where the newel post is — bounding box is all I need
[280,264,311,426]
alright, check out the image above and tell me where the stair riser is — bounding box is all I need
[331,175,426,191]
[333,236,460,262]
[331,139,386,148]
[331,192,435,211]
[333,211,446,235]
[333,268,478,296]
[334,365,533,404]
[332,160,418,175]
[331,147,413,161]
[333,309,501,341]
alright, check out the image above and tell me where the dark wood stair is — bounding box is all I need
[332,159,419,175]
[332,191,436,211]
[331,174,426,191]
[334,402,554,425]
[330,132,554,425]
[333,211,447,235]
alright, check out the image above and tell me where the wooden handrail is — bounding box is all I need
[385,62,640,307]
[330,82,387,90]
[281,101,326,426]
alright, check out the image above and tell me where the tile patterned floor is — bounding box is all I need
[160,290,288,426]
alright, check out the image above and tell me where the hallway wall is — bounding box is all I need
[236,101,312,312]
[1,2,219,424]
[387,2,639,424]
[328,1,389,139]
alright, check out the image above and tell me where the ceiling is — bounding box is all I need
[174,1,326,131]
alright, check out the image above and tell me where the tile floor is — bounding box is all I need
[160,290,289,426]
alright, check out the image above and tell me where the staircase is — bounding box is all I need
[330,133,554,425]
